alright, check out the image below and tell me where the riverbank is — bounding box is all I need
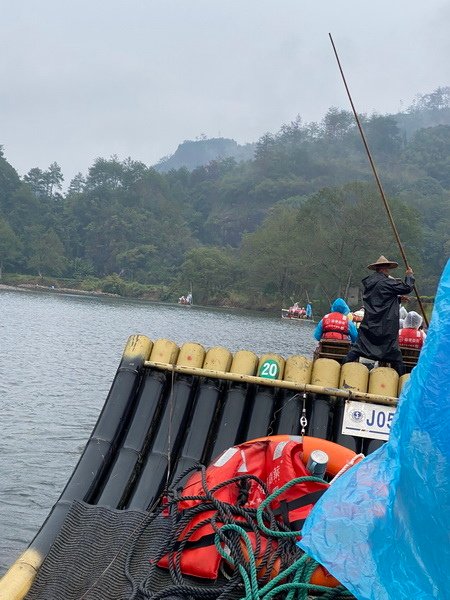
[0,281,268,313]
[0,275,278,312]
[0,276,435,317]
[0,274,168,303]
[0,283,120,298]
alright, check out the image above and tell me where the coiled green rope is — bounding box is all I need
[214,476,354,600]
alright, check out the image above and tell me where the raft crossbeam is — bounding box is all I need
[144,360,398,406]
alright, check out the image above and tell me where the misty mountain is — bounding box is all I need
[154,137,255,172]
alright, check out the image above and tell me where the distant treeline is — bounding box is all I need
[0,86,449,312]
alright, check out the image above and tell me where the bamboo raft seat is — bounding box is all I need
[316,340,420,373]
[399,347,420,372]
[315,339,351,363]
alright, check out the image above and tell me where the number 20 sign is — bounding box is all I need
[258,359,280,380]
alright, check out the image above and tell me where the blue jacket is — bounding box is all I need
[314,298,358,343]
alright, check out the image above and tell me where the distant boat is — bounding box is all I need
[178,291,193,306]
[281,302,314,323]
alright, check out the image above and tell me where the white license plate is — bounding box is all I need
[341,400,396,441]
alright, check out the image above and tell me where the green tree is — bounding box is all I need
[27,227,67,276]
[240,206,307,300]
[117,244,157,280]
[409,87,450,112]
[321,107,354,139]
[0,218,21,278]
[303,184,421,297]
[6,184,41,233]
[404,125,450,186]
[44,162,64,199]
[239,183,422,310]
[364,115,403,157]
[24,167,47,199]
[0,147,21,211]
[178,247,240,304]
[71,257,95,279]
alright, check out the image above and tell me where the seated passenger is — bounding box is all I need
[399,305,408,329]
[289,302,298,316]
[399,310,426,349]
[351,307,365,328]
[399,305,408,323]
[314,298,358,343]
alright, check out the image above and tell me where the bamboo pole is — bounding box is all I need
[144,360,398,406]
[328,33,429,327]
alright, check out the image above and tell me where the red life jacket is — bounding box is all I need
[321,312,350,340]
[399,328,424,349]
[158,439,328,579]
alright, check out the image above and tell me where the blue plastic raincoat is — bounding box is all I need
[314,298,358,343]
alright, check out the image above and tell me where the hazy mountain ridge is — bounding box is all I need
[154,137,256,172]
[154,88,450,173]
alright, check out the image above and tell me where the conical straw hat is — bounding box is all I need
[367,255,399,270]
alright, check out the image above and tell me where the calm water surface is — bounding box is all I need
[0,289,316,574]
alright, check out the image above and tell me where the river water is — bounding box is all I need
[0,289,316,575]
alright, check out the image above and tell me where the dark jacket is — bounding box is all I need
[352,271,415,361]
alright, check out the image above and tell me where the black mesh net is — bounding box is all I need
[26,500,189,600]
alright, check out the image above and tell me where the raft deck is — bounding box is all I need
[0,334,409,600]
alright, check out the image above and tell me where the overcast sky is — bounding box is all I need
[1,0,449,185]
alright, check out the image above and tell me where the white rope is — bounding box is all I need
[329,453,365,484]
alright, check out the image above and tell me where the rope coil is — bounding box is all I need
[122,464,355,600]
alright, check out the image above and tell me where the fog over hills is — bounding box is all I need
[153,88,450,173]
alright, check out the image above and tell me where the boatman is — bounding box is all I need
[343,255,415,375]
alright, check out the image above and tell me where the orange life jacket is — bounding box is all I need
[158,439,329,580]
[321,312,350,340]
[399,328,424,349]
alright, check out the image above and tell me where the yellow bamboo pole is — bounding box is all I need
[144,360,398,406]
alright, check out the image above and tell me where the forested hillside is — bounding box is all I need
[0,87,449,311]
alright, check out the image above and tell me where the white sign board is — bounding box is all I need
[342,400,396,441]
